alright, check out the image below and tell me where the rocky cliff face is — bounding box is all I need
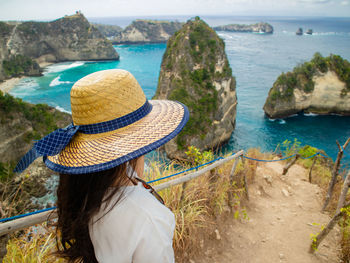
[154,17,237,159]
[111,20,183,44]
[0,13,118,80]
[214,22,273,33]
[264,53,350,118]
[92,23,122,38]
[0,92,71,215]
[0,91,71,164]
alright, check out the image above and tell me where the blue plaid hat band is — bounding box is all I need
[14,100,152,173]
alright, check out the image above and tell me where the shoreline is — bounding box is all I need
[0,62,53,94]
[0,77,24,94]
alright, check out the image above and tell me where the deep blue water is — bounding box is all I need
[10,16,350,163]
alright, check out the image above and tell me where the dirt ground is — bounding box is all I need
[192,162,341,263]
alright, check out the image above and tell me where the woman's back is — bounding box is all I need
[89,182,175,263]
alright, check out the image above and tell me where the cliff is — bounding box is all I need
[213,22,273,34]
[111,20,183,44]
[154,17,237,159]
[264,53,350,118]
[0,13,119,80]
[0,91,71,164]
[0,91,71,213]
[92,23,122,38]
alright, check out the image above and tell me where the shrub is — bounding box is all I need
[2,55,40,78]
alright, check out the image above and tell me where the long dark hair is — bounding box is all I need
[55,159,138,262]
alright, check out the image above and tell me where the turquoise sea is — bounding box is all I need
[10,16,350,163]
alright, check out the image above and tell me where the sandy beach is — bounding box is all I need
[0,77,24,94]
[0,62,53,94]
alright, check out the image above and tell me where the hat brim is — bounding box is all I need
[45,100,189,174]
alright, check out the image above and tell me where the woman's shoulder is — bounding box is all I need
[94,183,174,225]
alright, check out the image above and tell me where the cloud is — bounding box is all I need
[341,0,349,5]
[297,0,330,3]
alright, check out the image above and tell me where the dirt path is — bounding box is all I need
[195,162,341,263]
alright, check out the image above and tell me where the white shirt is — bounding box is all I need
[89,182,175,263]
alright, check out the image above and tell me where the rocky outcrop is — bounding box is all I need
[264,53,350,118]
[154,17,237,159]
[0,91,71,164]
[213,22,273,34]
[111,20,183,44]
[92,23,122,38]
[0,13,118,80]
[0,91,71,214]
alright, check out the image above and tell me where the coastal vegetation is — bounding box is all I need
[2,55,42,78]
[264,53,350,118]
[0,92,71,220]
[156,17,236,155]
[0,91,68,141]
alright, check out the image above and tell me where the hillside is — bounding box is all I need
[111,19,183,44]
[264,53,350,118]
[0,13,119,80]
[154,17,237,159]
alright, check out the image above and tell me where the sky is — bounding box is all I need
[0,0,349,21]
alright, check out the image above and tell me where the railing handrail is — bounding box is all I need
[0,150,244,236]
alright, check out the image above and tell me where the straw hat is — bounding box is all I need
[14,69,189,174]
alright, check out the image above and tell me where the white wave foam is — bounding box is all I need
[217,33,233,39]
[55,106,72,114]
[304,112,318,116]
[49,76,73,87]
[45,61,85,74]
[279,119,286,124]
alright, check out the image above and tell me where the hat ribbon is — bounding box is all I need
[14,100,152,173]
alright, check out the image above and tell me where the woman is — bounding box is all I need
[14,69,189,262]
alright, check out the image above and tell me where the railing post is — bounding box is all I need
[240,156,249,201]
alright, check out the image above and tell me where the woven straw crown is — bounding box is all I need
[71,69,146,125]
[44,69,189,174]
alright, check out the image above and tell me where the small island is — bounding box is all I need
[213,22,273,34]
[263,53,350,119]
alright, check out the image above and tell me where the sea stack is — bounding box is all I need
[263,53,350,119]
[154,17,237,159]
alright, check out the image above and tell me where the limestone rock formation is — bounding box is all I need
[154,17,237,159]
[0,13,118,80]
[214,22,273,34]
[111,20,183,44]
[264,53,350,119]
[92,23,123,38]
[0,91,72,213]
[0,91,71,164]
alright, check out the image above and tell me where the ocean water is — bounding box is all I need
[10,16,350,163]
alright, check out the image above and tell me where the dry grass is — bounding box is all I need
[297,152,350,261]
[2,149,258,262]
[3,223,64,263]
